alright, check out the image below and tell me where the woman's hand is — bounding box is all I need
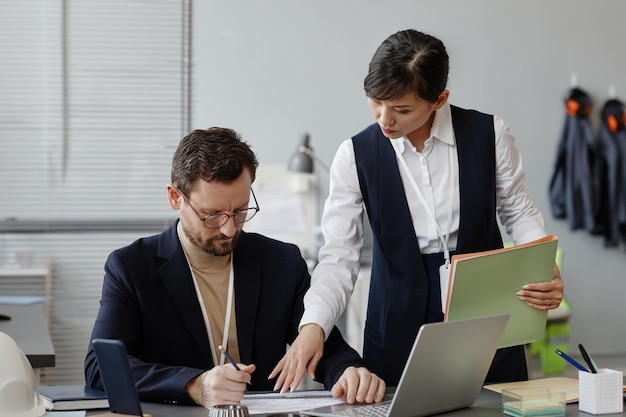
[269,323,325,393]
[516,263,564,310]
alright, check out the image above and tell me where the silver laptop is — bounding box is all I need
[301,314,509,417]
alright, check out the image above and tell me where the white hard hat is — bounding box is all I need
[0,332,45,417]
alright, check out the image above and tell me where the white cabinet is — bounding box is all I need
[0,259,52,323]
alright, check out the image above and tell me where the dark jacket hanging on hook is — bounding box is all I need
[548,87,600,233]
[596,98,626,247]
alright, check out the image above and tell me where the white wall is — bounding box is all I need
[2,0,624,373]
[191,0,626,356]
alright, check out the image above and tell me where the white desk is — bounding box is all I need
[0,303,56,381]
[86,389,622,416]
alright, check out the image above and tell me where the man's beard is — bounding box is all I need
[192,230,241,256]
[180,219,242,256]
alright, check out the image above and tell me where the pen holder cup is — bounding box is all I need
[502,387,565,417]
[208,404,250,417]
[578,368,623,415]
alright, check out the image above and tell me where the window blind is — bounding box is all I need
[0,0,63,218]
[0,0,188,385]
[1,0,185,221]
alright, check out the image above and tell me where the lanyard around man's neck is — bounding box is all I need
[179,221,235,366]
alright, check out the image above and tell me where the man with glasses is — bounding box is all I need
[84,127,385,409]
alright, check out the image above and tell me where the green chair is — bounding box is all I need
[527,247,571,375]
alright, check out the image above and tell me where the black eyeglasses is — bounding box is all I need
[177,187,260,228]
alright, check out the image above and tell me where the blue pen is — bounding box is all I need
[555,349,589,372]
[218,345,252,387]
[218,345,241,370]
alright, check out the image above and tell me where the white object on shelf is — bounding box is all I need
[0,258,52,324]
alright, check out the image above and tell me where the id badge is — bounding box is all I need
[439,263,450,314]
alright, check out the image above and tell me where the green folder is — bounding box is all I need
[444,235,558,348]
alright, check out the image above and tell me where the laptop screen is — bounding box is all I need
[302,314,509,417]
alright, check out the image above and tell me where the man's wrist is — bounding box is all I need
[184,373,204,405]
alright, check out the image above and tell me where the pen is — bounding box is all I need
[217,345,241,370]
[555,348,589,372]
[578,344,599,373]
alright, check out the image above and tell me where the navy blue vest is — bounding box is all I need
[352,105,526,385]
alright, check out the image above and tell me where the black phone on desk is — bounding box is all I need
[92,338,144,416]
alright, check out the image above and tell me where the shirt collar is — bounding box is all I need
[431,102,454,146]
[390,102,455,154]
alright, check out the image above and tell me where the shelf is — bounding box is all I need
[0,267,49,277]
[0,259,52,327]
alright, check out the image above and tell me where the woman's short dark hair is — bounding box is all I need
[364,29,449,103]
[171,127,258,196]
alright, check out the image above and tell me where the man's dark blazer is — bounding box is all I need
[85,222,365,405]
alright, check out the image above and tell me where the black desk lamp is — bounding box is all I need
[288,133,329,174]
[288,133,315,174]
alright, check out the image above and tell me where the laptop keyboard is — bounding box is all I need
[330,401,391,417]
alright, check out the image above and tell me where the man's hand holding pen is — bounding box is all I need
[185,363,256,409]
[183,345,256,409]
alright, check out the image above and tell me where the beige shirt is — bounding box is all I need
[177,222,240,364]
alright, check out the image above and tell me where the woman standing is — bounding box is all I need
[271,29,563,394]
